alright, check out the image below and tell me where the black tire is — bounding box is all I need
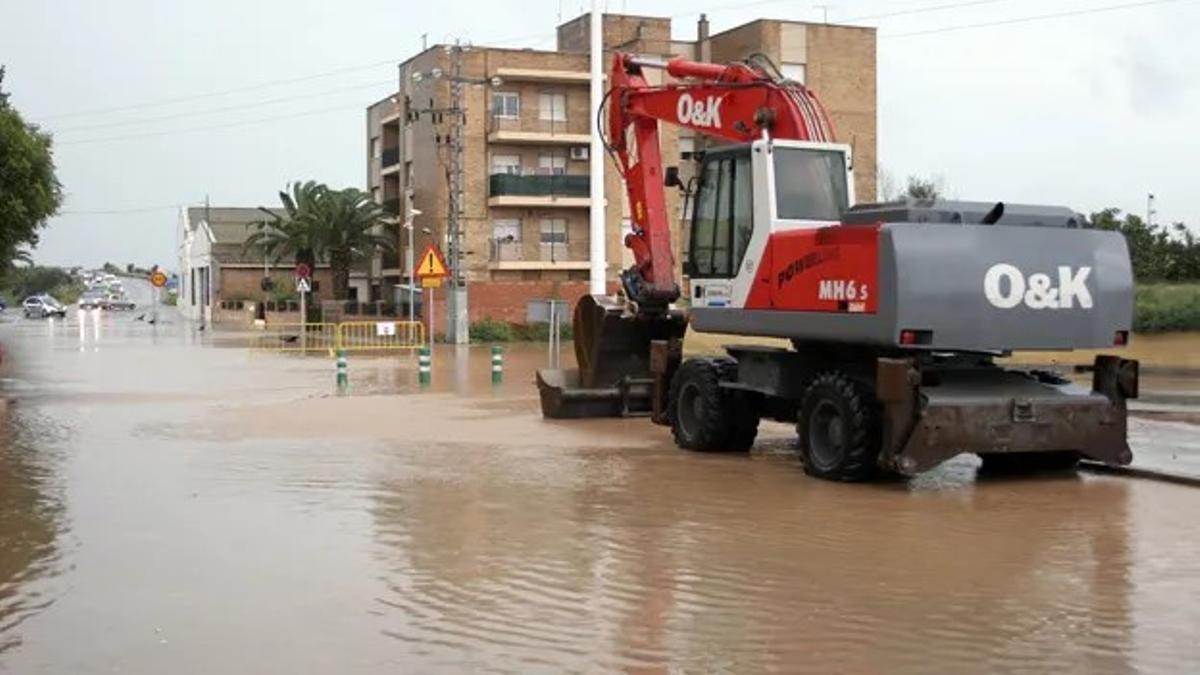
[668,358,756,452]
[797,371,881,481]
[714,357,759,451]
[979,451,1080,475]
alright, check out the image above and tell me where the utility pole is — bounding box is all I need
[408,42,501,345]
[588,4,606,296]
[1147,193,1157,227]
[446,41,469,345]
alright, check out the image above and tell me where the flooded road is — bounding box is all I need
[1,314,1199,673]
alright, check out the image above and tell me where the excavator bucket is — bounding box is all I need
[537,295,687,419]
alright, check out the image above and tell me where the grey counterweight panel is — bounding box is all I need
[885,224,1132,351]
[690,223,1133,352]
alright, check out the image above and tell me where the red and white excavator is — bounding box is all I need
[537,51,1140,481]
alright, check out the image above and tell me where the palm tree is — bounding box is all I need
[312,187,395,301]
[246,181,395,300]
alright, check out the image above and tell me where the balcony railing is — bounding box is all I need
[489,238,573,263]
[381,250,401,270]
[489,173,589,198]
[381,147,400,168]
[381,198,401,216]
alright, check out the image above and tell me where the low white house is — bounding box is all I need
[176,206,217,325]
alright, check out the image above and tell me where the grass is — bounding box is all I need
[1134,283,1200,333]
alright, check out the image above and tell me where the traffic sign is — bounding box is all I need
[150,270,168,288]
[415,244,449,280]
[421,277,443,289]
[295,262,312,280]
[296,277,312,293]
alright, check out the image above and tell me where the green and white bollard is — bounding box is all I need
[418,346,432,386]
[336,349,348,393]
[491,345,504,384]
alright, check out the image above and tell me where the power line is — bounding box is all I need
[55,103,358,147]
[40,59,399,121]
[58,204,190,215]
[881,0,1193,38]
[53,78,395,134]
[844,0,1014,23]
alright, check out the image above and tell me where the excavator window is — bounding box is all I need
[689,149,753,278]
[773,148,848,221]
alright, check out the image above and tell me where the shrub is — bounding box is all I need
[470,318,514,342]
[1133,284,1200,333]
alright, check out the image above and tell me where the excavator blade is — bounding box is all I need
[537,295,687,419]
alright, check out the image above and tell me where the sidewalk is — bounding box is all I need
[1084,416,1200,486]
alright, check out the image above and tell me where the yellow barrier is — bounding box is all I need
[336,320,425,352]
[249,322,339,354]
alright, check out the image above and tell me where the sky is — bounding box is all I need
[2,0,1198,268]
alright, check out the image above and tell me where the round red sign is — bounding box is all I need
[295,263,312,279]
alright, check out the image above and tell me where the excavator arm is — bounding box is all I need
[605,53,836,308]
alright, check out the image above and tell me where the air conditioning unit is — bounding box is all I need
[570,146,589,161]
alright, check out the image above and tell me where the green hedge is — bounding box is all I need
[469,318,573,343]
[1134,284,1200,333]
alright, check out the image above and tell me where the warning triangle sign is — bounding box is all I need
[415,244,449,279]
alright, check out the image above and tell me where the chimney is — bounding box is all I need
[697,13,711,62]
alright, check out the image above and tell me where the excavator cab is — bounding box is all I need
[686,139,854,311]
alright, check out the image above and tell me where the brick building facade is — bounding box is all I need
[366,12,876,333]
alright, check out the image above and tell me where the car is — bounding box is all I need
[23,295,67,319]
[78,292,107,310]
[107,295,136,311]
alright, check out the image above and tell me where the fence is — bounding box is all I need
[336,321,425,353]
[249,322,339,354]
[250,320,424,355]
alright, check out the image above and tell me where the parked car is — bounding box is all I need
[0,297,7,312]
[23,295,67,319]
[107,295,136,311]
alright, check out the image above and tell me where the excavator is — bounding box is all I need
[536,51,1140,481]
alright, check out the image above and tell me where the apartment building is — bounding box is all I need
[366,12,876,325]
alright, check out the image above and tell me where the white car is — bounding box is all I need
[23,295,67,319]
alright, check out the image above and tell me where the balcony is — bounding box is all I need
[488,174,590,208]
[381,250,401,271]
[382,198,401,216]
[381,147,400,170]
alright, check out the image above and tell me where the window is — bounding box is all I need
[538,152,566,176]
[773,148,848,221]
[492,154,521,175]
[540,217,568,261]
[540,218,567,243]
[689,151,754,278]
[493,219,521,242]
[370,137,381,158]
[679,136,696,161]
[492,92,519,119]
[781,62,806,84]
[539,92,566,121]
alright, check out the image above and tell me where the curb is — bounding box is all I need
[1080,461,1200,488]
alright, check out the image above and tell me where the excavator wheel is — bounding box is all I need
[797,371,881,481]
[714,357,759,451]
[668,358,753,452]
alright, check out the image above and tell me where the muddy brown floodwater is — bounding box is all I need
[1,313,1199,673]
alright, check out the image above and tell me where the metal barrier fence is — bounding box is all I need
[336,321,424,353]
[249,322,339,354]
[250,320,423,355]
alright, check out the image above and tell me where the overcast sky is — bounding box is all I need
[3,0,1197,268]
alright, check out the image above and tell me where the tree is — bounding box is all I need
[0,66,63,270]
[904,175,942,202]
[246,181,394,300]
[1090,208,1200,282]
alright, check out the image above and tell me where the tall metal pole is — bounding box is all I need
[448,42,470,344]
[588,5,606,296]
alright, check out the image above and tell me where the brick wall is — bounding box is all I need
[217,267,336,302]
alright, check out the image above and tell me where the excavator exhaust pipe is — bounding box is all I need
[537,295,687,419]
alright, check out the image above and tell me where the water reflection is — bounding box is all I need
[368,432,1140,673]
[0,407,70,654]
